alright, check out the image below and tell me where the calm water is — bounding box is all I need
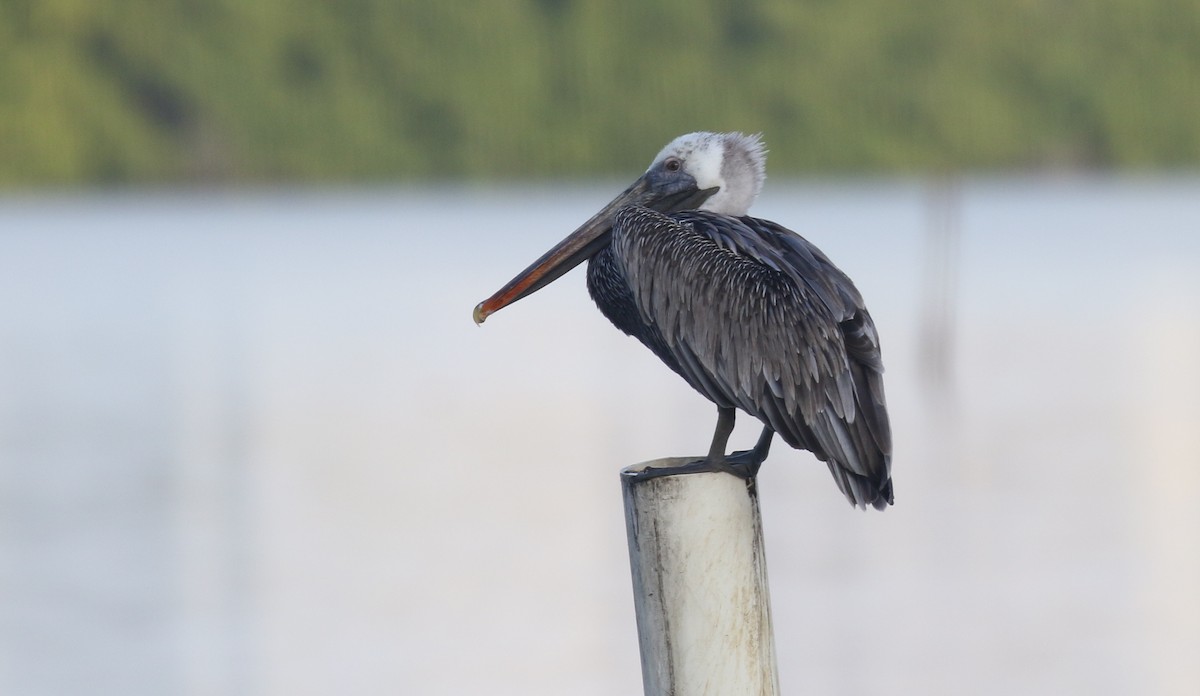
[1,179,1198,695]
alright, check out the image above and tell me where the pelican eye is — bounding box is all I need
[664,157,682,172]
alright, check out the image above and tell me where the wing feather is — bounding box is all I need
[610,205,893,509]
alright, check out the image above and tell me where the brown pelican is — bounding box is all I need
[474,132,893,510]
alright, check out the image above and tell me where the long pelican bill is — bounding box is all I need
[474,176,649,325]
[473,174,719,325]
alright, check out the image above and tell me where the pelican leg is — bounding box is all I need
[706,406,737,465]
[725,426,774,479]
[630,408,765,481]
[631,407,738,480]
[698,406,767,479]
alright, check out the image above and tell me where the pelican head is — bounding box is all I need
[647,131,766,216]
[474,131,768,324]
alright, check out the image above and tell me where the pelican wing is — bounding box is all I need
[610,205,893,509]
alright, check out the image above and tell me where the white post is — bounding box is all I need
[621,458,781,696]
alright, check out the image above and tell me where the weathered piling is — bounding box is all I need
[621,458,780,696]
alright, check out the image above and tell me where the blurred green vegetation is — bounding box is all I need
[2,0,1198,185]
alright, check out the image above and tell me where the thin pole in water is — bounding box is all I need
[621,458,780,696]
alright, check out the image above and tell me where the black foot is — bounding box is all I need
[724,427,774,479]
[631,458,730,481]
[632,454,761,481]
[724,448,766,479]
[627,425,774,482]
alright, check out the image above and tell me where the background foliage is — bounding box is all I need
[2,0,1198,185]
